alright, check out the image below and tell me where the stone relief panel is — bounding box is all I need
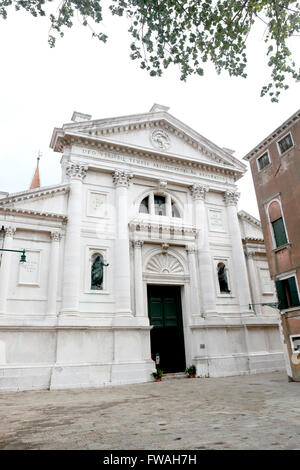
[87,191,108,218]
[18,250,40,286]
[146,253,184,274]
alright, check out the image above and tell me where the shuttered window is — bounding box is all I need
[278,133,293,154]
[257,152,270,171]
[272,217,288,247]
[276,277,300,310]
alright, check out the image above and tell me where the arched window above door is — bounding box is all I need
[138,193,181,218]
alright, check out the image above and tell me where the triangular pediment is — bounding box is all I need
[238,210,263,240]
[51,107,246,176]
[0,184,69,217]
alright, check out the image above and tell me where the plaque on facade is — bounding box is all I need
[259,268,274,294]
[19,250,40,285]
[87,192,107,218]
[209,209,224,230]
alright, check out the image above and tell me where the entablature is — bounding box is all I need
[56,132,243,182]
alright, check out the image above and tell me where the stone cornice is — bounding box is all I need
[51,111,246,176]
[238,210,261,228]
[0,184,70,206]
[243,108,300,161]
[242,237,265,244]
[0,207,68,222]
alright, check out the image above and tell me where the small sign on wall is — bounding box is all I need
[18,250,40,285]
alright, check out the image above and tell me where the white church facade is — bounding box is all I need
[0,104,284,391]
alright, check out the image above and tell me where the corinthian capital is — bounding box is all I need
[223,190,240,206]
[65,163,88,181]
[189,184,209,200]
[112,170,133,188]
[50,231,62,242]
[132,240,144,248]
[5,226,16,238]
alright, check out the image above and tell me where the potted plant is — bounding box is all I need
[185,365,196,378]
[152,369,163,382]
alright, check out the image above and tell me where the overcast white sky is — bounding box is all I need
[0,7,299,218]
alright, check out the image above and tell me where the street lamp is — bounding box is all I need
[0,248,26,263]
[249,302,279,311]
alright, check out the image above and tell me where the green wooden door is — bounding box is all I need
[148,285,186,373]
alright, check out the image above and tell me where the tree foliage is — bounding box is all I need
[1,0,299,101]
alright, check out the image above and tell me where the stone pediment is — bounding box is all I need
[51,106,246,177]
[238,210,264,240]
[0,184,69,217]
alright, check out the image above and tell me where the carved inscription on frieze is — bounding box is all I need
[74,147,228,182]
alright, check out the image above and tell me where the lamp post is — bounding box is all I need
[0,248,26,263]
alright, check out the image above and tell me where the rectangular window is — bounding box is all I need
[278,133,293,155]
[276,277,300,310]
[272,217,288,247]
[257,152,270,171]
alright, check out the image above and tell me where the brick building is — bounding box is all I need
[244,108,300,382]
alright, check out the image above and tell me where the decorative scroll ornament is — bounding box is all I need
[189,184,209,200]
[223,190,240,206]
[150,129,171,151]
[112,170,133,188]
[5,226,16,238]
[146,253,184,274]
[50,231,62,242]
[65,163,88,181]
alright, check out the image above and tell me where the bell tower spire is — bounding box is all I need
[29,152,41,190]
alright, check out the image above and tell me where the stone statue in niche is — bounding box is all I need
[218,262,231,293]
[91,255,109,290]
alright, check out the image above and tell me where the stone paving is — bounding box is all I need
[0,371,299,450]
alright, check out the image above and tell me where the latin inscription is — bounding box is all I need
[74,147,228,182]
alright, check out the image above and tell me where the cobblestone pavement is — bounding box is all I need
[0,372,299,450]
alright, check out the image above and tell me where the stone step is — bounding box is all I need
[162,372,187,380]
